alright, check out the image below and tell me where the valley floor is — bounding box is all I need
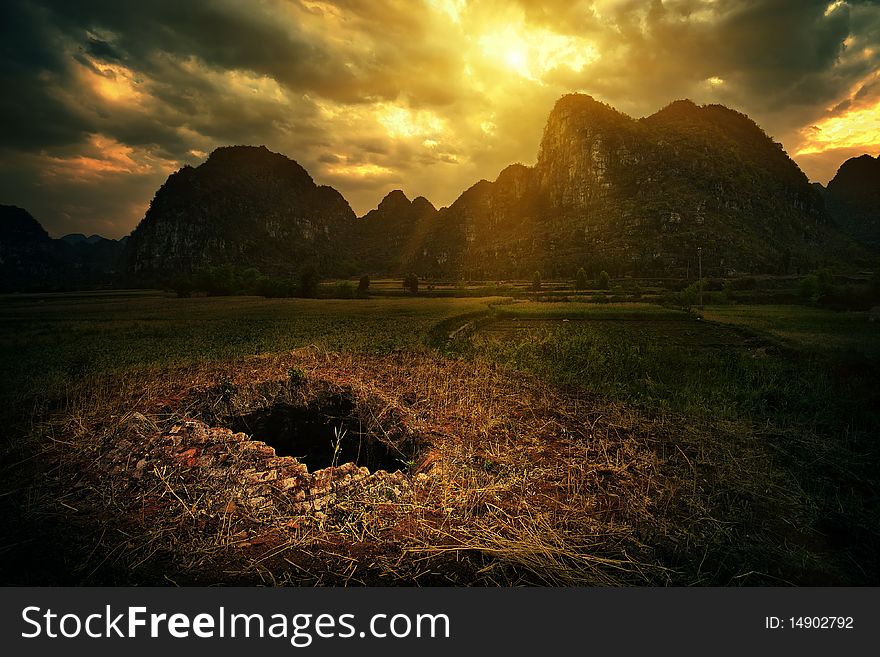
[0,291,877,585]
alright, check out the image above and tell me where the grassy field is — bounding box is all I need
[0,292,497,426]
[458,301,878,429]
[702,304,880,356]
[1,292,877,586]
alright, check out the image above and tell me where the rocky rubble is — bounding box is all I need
[103,413,410,523]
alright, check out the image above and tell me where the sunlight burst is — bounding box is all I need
[478,25,597,81]
[377,105,445,139]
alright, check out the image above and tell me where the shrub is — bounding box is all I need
[532,271,542,291]
[193,265,236,296]
[670,278,706,310]
[720,280,734,304]
[287,367,306,385]
[357,275,370,293]
[403,273,419,294]
[335,281,355,299]
[798,269,833,303]
[170,274,193,298]
[575,267,588,291]
[299,265,320,298]
[732,277,757,291]
[598,270,611,290]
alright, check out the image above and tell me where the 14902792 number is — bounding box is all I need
[790,617,854,629]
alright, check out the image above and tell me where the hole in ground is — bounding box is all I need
[226,394,403,472]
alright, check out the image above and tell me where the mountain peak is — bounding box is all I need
[378,189,411,211]
[496,163,533,187]
[1,206,125,292]
[646,99,765,137]
[653,98,700,116]
[833,153,879,178]
[0,205,50,243]
[644,99,723,127]
[411,196,437,215]
[203,145,315,186]
[207,144,270,160]
[552,92,605,110]
[545,94,632,126]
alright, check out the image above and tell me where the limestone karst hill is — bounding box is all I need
[8,95,875,292]
[123,145,356,283]
[409,94,858,279]
[822,154,880,250]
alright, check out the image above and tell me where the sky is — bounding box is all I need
[1,0,879,239]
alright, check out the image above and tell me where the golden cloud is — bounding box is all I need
[41,134,178,182]
[795,74,880,156]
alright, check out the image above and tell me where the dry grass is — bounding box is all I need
[2,347,679,585]
[2,342,863,586]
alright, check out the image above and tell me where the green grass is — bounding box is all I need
[5,294,875,436]
[454,302,879,432]
[491,300,685,320]
[702,304,880,356]
[0,291,500,427]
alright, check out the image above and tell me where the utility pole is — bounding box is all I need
[697,246,703,309]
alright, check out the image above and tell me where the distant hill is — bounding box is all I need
[823,154,880,250]
[123,145,356,283]
[0,205,125,292]
[1,205,62,292]
[353,190,438,274]
[408,94,858,279]
[61,233,111,246]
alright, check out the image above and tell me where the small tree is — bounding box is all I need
[677,278,705,310]
[575,267,588,291]
[598,270,611,290]
[721,280,734,303]
[194,265,236,296]
[170,274,193,298]
[298,265,319,298]
[531,271,542,291]
[799,268,834,303]
[403,273,419,294]
[336,281,354,298]
[357,274,370,294]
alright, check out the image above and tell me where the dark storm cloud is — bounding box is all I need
[1,0,465,160]
[34,0,463,106]
[571,0,855,114]
[40,0,322,80]
[712,1,848,84]
[2,0,357,155]
[84,36,123,62]
[0,2,92,150]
